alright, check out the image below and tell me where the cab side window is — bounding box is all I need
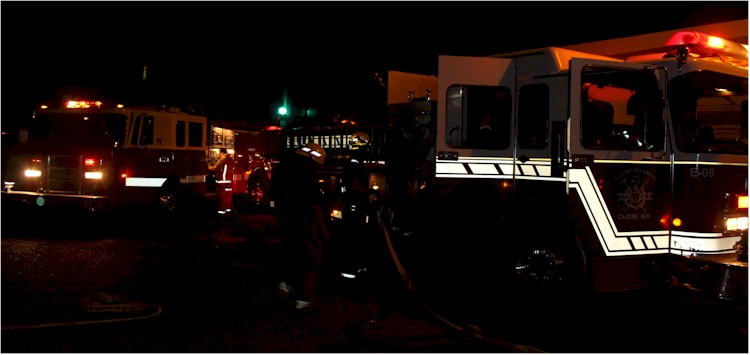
[188,121,203,147]
[128,115,154,146]
[445,85,512,149]
[130,115,142,146]
[580,66,664,151]
[176,120,186,147]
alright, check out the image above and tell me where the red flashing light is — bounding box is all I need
[666,31,723,49]
[666,31,748,65]
[659,215,670,228]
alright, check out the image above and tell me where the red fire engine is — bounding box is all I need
[1,102,280,217]
[208,120,281,213]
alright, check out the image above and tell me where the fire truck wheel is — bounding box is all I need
[513,245,570,289]
[156,173,184,215]
[159,194,178,212]
[510,232,590,307]
[248,177,265,206]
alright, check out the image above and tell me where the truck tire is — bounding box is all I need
[505,214,591,318]
[157,173,184,214]
[511,235,588,298]
[249,177,265,207]
[248,170,270,208]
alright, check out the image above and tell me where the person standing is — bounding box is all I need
[209,148,236,214]
[209,148,235,182]
[276,142,331,311]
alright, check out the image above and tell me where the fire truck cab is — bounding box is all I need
[384,24,748,316]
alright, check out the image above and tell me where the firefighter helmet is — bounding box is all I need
[295,142,326,165]
[349,131,370,150]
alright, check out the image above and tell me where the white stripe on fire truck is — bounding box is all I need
[435,159,564,182]
[437,159,740,256]
[125,177,168,187]
[669,231,740,256]
[672,160,747,167]
[592,159,747,167]
[568,168,656,256]
[569,167,735,257]
[126,175,205,187]
[437,159,672,254]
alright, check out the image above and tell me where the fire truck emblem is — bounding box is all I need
[616,169,654,214]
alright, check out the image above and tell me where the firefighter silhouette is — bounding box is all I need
[276,142,331,310]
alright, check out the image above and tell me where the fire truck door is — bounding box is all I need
[436,55,516,166]
[568,58,673,256]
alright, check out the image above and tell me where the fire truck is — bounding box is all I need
[378,23,748,319]
[208,120,280,213]
[1,102,280,219]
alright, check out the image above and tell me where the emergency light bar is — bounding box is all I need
[50,101,124,109]
[666,31,749,66]
[66,100,103,109]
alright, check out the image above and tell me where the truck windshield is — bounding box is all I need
[20,112,127,152]
[669,71,748,154]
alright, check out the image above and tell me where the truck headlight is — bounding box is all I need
[725,216,749,232]
[24,169,42,177]
[723,194,748,236]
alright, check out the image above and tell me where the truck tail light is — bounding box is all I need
[83,157,103,180]
[24,158,42,178]
[24,169,42,177]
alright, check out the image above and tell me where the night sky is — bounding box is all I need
[1,1,748,129]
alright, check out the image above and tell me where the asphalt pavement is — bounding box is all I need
[1,212,521,352]
[2,207,748,352]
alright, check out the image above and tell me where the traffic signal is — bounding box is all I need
[270,91,318,127]
[271,90,295,127]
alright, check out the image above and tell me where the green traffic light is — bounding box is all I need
[277,106,288,116]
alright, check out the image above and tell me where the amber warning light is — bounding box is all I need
[738,196,748,209]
